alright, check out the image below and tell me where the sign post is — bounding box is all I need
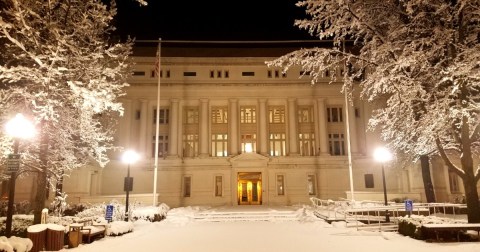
[405,199,413,217]
[105,205,114,222]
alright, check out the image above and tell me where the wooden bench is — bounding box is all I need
[422,223,480,241]
[71,219,108,244]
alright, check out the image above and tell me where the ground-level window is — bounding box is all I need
[183,176,191,197]
[307,174,316,195]
[277,174,285,196]
[364,174,374,188]
[215,176,223,197]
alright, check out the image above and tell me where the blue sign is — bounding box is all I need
[105,205,114,221]
[405,199,413,212]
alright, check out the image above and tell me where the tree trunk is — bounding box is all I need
[420,155,436,203]
[463,173,480,223]
[33,125,49,224]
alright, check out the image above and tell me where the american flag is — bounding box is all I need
[154,44,160,76]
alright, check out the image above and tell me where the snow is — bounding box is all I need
[60,206,480,252]
[27,223,66,233]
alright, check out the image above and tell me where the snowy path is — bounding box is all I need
[63,207,480,252]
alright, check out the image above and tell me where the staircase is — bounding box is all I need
[191,206,303,222]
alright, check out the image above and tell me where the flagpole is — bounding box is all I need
[343,39,355,202]
[153,38,161,206]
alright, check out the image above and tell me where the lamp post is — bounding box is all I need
[4,113,36,237]
[121,150,139,221]
[373,147,393,223]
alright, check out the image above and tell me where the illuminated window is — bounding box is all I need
[269,107,285,123]
[211,107,228,124]
[240,107,256,123]
[212,134,228,157]
[269,133,286,156]
[183,134,198,158]
[241,134,256,153]
[298,106,314,123]
[277,175,285,196]
[299,133,316,156]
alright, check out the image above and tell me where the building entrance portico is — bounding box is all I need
[237,172,262,205]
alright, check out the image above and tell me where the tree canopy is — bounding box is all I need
[269,0,480,222]
[0,0,133,223]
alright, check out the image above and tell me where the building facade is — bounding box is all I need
[6,42,469,207]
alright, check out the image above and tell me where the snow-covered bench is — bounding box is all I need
[422,223,480,241]
[73,219,107,243]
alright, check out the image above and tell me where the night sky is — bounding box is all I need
[113,0,313,41]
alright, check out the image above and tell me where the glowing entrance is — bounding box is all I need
[237,172,262,205]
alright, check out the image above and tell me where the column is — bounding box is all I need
[139,99,148,157]
[288,98,299,155]
[316,98,329,155]
[168,99,179,157]
[199,98,209,157]
[258,99,268,155]
[229,99,239,155]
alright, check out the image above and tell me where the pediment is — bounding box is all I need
[229,153,269,167]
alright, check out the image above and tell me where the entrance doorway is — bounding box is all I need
[237,172,262,205]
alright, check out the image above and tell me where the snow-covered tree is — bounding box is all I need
[269,0,480,222]
[0,0,133,223]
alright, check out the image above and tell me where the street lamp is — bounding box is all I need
[121,150,139,221]
[4,113,36,237]
[373,146,393,222]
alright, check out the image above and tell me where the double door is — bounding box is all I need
[237,172,262,205]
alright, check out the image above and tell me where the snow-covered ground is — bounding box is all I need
[62,206,480,252]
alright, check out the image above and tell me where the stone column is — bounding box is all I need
[258,99,268,155]
[229,99,239,155]
[288,98,298,155]
[168,99,179,157]
[199,98,209,157]
[316,98,329,155]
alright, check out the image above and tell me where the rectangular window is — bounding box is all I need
[183,71,197,76]
[212,107,228,124]
[240,107,256,123]
[298,106,314,123]
[215,176,223,197]
[328,133,345,155]
[133,71,145,76]
[184,107,199,124]
[183,134,198,157]
[307,174,316,195]
[299,133,316,156]
[269,107,285,123]
[212,134,228,157]
[183,176,191,197]
[135,110,141,120]
[364,174,374,188]
[242,71,255,76]
[153,109,169,124]
[269,133,286,156]
[327,107,343,122]
[224,70,229,78]
[267,70,272,78]
[241,134,256,153]
[210,70,214,78]
[277,175,285,196]
[152,135,168,158]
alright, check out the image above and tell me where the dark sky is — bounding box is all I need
[113,0,313,41]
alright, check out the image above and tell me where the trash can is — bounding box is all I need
[68,224,83,248]
[26,227,46,252]
[46,224,65,251]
